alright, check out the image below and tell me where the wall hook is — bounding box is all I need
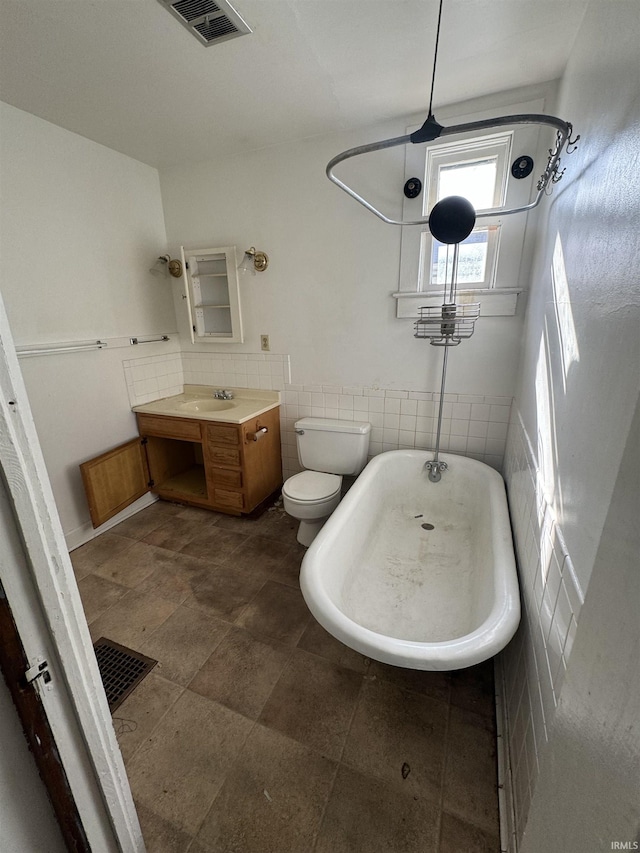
[566,126,581,153]
[551,159,566,183]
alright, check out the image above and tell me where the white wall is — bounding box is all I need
[159,86,561,479]
[159,89,551,397]
[0,87,552,543]
[522,397,640,852]
[0,102,180,546]
[500,2,640,847]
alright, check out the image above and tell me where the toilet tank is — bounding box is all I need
[295,417,371,475]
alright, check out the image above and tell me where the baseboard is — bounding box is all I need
[494,655,517,853]
[65,493,158,552]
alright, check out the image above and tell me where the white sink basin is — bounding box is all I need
[178,399,236,413]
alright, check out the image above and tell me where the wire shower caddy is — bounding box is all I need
[414,301,480,346]
[413,241,481,346]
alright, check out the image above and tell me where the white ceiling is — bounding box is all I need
[0,0,588,168]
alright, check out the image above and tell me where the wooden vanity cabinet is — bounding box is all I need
[80,407,282,528]
[203,407,282,514]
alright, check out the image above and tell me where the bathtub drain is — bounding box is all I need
[421,523,435,530]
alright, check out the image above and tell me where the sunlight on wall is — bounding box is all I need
[551,233,580,392]
[535,332,556,513]
[535,328,562,590]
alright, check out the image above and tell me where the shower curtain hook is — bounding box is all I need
[566,125,581,153]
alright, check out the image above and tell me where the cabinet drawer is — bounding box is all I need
[211,468,243,488]
[205,423,239,446]
[207,445,241,467]
[137,414,202,442]
[213,488,244,510]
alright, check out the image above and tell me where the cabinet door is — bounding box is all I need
[180,246,243,344]
[80,439,150,528]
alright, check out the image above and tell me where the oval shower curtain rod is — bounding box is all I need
[325,0,579,227]
[326,113,578,227]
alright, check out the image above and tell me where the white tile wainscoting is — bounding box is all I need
[123,352,291,408]
[122,351,512,479]
[281,384,512,480]
[181,351,291,391]
[124,352,184,406]
[499,408,584,850]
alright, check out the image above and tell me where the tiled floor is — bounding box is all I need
[72,499,500,853]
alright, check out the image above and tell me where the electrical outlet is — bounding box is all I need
[260,334,270,352]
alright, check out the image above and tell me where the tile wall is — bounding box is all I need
[122,351,512,477]
[500,408,584,848]
[124,352,184,406]
[181,352,291,391]
[123,351,290,407]
[281,384,512,480]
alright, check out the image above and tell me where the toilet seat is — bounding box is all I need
[282,471,341,503]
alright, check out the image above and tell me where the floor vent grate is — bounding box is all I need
[93,638,157,713]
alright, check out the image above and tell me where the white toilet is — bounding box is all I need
[282,417,371,546]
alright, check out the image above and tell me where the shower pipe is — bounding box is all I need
[326,114,577,227]
[424,242,461,484]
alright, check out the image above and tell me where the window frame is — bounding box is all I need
[396,98,545,317]
[423,133,511,291]
[425,133,511,213]
[423,224,502,291]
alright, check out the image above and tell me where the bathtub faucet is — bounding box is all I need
[425,458,448,483]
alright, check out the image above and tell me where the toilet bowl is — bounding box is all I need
[282,417,371,546]
[282,471,342,547]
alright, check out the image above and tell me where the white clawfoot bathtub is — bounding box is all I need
[300,450,520,671]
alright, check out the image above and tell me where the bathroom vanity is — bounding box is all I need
[80,387,282,527]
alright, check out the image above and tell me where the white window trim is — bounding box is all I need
[393,288,521,318]
[424,133,511,292]
[425,133,512,212]
[396,97,546,317]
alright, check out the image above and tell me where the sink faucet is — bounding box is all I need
[214,389,234,400]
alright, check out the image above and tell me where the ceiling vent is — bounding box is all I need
[157,0,252,47]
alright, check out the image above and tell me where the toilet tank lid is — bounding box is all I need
[295,417,371,435]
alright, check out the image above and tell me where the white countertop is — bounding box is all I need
[132,385,280,424]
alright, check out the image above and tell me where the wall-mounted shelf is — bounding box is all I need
[180,245,243,344]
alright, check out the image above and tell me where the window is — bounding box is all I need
[396,98,545,317]
[421,133,511,291]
